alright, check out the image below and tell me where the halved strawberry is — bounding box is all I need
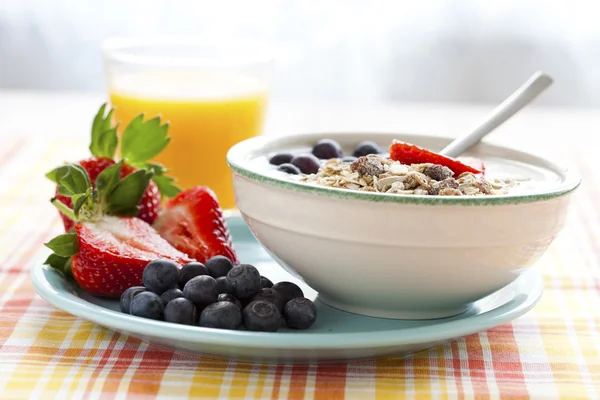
[72,217,192,297]
[154,186,239,264]
[389,140,482,176]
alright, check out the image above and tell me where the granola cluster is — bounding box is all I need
[299,154,513,196]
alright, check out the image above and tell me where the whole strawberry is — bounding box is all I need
[54,104,180,231]
[55,157,116,231]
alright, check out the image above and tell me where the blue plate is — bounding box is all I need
[30,216,543,364]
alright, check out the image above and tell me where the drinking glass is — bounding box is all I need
[102,36,272,209]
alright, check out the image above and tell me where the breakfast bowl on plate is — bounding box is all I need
[226,132,580,320]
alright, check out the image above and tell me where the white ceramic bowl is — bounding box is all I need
[227,132,580,319]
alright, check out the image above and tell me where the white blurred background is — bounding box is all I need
[1,0,599,108]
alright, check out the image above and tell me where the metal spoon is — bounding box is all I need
[439,71,553,158]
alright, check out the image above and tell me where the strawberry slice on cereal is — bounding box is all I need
[389,140,483,177]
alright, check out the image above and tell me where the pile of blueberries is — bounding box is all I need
[269,139,383,175]
[120,256,317,332]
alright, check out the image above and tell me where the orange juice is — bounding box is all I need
[109,71,268,209]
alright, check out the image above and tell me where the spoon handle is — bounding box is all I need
[439,71,553,158]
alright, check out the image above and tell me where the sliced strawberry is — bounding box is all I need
[73,216,193,297]
[457,157,486,175]
[56,158,161,231]
[154,186,239,264]
[389,141,482,176]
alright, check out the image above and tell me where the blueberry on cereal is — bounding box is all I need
[269,152,294,166]
[277,163,301,175]
[353,141,381,158]
[312,139,344,160]
[291,154,320,174]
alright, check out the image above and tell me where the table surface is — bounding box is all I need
[0,90,598,399]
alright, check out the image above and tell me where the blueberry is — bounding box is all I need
[272,281,304,305]
[353,141,381,158]
[243,301,282,332]
[291,154,320,174]
[269,152,294,166]
[312,139,344,159]
[206,256,234,278]
[251,288,285,313]
[179,262,209,288]
[216,276,233,294]
[142,259,180,295]
[226,264,261,300]
[164,297,197,325]
[183,275,218,309]
[284,297,317,329]
[342,156,358,163]
[160,288,184,304]
[260,276,274,289]
[217,293,242,310]
[199,302,243,330]
[119,286,147,314]
[276,163,301,175]
[129,291,164,320]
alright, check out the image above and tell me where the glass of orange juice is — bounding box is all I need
[102,36,272,209]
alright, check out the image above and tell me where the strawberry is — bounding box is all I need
[389,140,482,176]
[56,157,116,231]
[56,160,162,231]
[44,104,188,298]
[72,217,192,297]
[154,186,239,265]
[457,156,486,175]
[53,104,180,232]
[44,161,193,298]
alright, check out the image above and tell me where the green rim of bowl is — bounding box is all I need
[227,133,581,206]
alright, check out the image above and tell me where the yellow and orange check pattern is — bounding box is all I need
[0,136,598,399]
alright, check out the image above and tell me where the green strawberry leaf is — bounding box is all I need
[120,114,170,165]
[50,165,92,197]
[63,257,73,278]
[44,253,68,269]
[144,162,181,198]
[50,197,76,221]
[44,233,79,257]
[95,160,123,202]
[144,162,167,175]
[72,187,93,218]
[105,169,153,217]
[152,174,181,198]
[90,103,118,159]
[44,253,73,278]
[104,205,140,217]
[45,168,60,183]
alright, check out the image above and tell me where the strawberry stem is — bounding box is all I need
[51,198,77,222]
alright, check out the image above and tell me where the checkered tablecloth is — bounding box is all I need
[0,136,598,399]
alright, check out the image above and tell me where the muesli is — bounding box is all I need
[268,138,517,196]
[300,155,513,196]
